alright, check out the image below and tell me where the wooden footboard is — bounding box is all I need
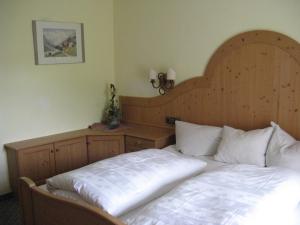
[19,177,125,225]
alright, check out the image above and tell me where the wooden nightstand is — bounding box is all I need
[88,123,174,153]
[124,124,175,153]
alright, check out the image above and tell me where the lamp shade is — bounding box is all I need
[167,68,176,80]
[149,69,158,80]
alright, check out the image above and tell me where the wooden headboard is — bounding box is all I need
[120,30,300,139]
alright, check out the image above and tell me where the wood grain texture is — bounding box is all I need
[18,144,55,186]
[4,129,124,151]
[121,30,300,139]
[54,137,88,174]
[19,177,35,225]
[87,135,125,163]
[5,125,174,150]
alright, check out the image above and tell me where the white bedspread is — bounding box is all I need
[121,164,300,225]
[46,149,206,216]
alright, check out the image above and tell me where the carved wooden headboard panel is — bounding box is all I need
[120,30,300,139]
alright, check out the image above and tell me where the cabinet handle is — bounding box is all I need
[56,149,59,152]
[50,150,54,153]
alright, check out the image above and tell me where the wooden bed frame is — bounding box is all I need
[19,177,125,225]
[20,30,300,225]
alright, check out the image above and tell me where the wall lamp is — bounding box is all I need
[149,68,176,95]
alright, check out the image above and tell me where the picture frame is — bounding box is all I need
[32,20,85,65]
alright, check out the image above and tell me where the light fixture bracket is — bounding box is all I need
[150,70,175,95]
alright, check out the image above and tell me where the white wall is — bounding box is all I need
[0,0,114,194]
[114,0,300,96]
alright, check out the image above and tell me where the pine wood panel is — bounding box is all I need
[18,144,55,185]
[121,30,300,139]
[19,177,125,225]
[87,136,125,163]
[4,129,124,150]
[54,137,88,174]
[6,149,18,194]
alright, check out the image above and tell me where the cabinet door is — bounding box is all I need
[87,136,124,163]
[54,137,88,174]
[18,144,55,185]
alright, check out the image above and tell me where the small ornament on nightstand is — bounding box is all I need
[102,84,122,129]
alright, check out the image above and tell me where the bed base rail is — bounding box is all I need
[19,177,125,225]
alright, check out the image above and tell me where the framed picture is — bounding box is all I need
[32,20,85,65]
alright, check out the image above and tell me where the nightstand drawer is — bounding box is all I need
[125,136,155,152]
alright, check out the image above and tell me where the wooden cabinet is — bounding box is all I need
[54,137,88,174]
[87,136,124,163]
[5,125,174,193]
[6,137,88,192]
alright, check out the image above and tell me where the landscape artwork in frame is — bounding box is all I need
[32,20,85,65]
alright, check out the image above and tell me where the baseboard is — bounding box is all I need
[0,192,14,201]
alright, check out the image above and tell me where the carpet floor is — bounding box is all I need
[0,194,22,225]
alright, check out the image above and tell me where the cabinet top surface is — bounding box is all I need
[4,124,174,151]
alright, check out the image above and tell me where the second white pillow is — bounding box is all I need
[214,126,273,167]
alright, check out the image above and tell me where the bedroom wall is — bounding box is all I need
[0,0,114,194]
[114,0,300,97]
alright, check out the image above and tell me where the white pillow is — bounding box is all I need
[175,121,222,156]
[214,126,273,167]
[266,122,300,172]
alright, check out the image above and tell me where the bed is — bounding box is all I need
[20,30,300,225]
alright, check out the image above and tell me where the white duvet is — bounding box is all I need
[46,149,206,216]
[121,164,300,225]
